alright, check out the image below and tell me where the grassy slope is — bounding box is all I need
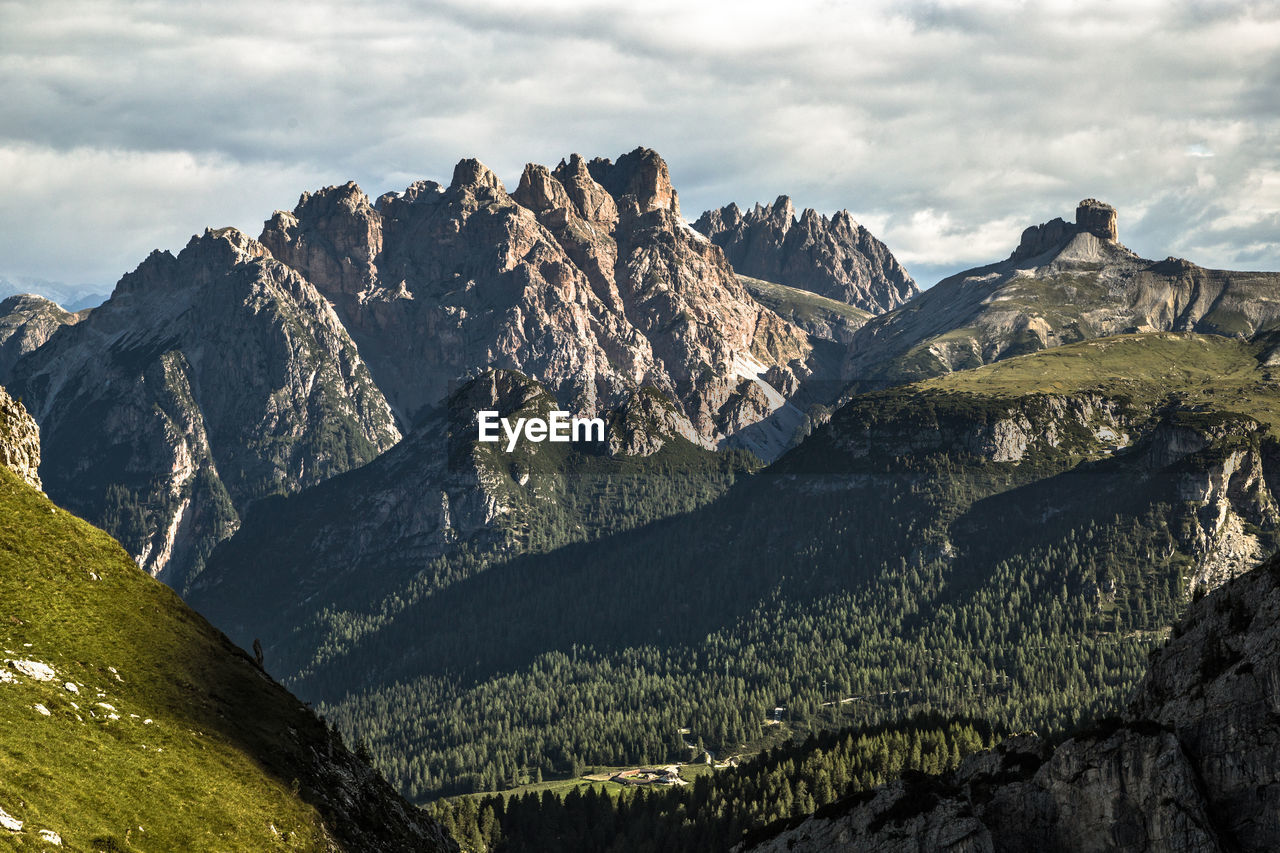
[917,332,1280,428]
[0,465,394,852]
[738,275,873,326]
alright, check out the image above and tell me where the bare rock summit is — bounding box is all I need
[261,147,815,452]
[694,197,918,314]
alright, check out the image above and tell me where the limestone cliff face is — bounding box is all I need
[0,294,81,382]
[744,552,1280,853]
[260,147,813,452]
[6,228,401,589]
[0,384,41,490]
[694,197,918,313]
[845,200,1280,388]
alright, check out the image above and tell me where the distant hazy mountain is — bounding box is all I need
[0,275,109,312]
[844,199,1280,388]
[694,196,918,313]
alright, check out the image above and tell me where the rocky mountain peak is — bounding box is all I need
[768,195,797,228]
[1077,197,1118,241]
[586,146,680,218]
[551,154,619,226]
[1012,199,1120,262]
[295,181,373,216]
[512,163,575,215]
[196,226,272,264]
[262,182,382,297]
[693,197,917,314]
[113,227,271,299]
[450,157,507,198]
[257,146,815,452]
[0,384,41,490]
[8,215,401,586]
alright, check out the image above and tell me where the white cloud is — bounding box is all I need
[0,0,1278,289]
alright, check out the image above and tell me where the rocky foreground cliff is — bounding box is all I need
[0,384,41,490]
[743,549,1280,853]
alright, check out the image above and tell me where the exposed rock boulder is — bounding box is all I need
[694,197,918,313]
[0,385,41,489]
[744,552,1280,853]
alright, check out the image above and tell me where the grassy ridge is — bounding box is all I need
[0,465,428,852]
[737,275,873,328]
[917,332,1280,425]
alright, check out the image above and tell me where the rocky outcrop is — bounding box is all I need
[6,228,401,589]
[607,388,701,457]
[1143,414,1280,594]
[1077,198,1118,241]
[0,385,41,489]
[744,552,1280,853]
[817,391,1130,465]
[792,378,1280,610]
[845,200,1280,388]
[261,147,814,451]
[0,294,81,382]
[694,197,918,313]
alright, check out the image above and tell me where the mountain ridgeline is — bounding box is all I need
[843,199,1280,389]
[5,228,403,591]
[694,196,918,313]
[0,147,901,589]
[8,151,1280,853]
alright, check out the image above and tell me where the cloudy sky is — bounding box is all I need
[2,0,1278,296]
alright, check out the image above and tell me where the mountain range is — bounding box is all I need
[6,146,1280,850]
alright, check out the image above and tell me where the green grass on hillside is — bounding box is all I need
[0,466,353,852]
[918,332,1280,429]
[737,275,873,326]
